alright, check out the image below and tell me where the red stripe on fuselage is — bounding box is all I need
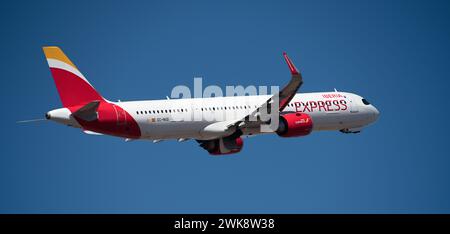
[68,102,141,139]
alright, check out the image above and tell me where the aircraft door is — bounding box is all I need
[349,97,359,113]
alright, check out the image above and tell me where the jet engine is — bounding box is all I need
[198,137,244,155]
[276,112,313,137]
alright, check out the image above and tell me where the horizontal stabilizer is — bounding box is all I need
[73,100,100,121]
[83,130,103,135]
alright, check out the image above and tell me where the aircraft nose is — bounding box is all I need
[371,106,380,121]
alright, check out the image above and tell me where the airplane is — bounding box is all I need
[41,46,379,155]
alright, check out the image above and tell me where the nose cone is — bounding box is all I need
[370,105,380,122]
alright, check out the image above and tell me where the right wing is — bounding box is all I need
[225,52,303,131]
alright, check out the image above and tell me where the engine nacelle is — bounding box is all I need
[276,112,313,137]
[201,137,244,155]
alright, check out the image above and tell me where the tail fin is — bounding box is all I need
[43,46,105,107]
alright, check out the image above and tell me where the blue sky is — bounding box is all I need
[1,0,450,213]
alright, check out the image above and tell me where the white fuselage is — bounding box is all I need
[42,48,380,145]
[113,91,379,141]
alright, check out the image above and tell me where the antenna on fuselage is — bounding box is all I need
[334,88,338,92]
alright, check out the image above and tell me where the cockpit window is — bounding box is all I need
[362,99,370,105]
